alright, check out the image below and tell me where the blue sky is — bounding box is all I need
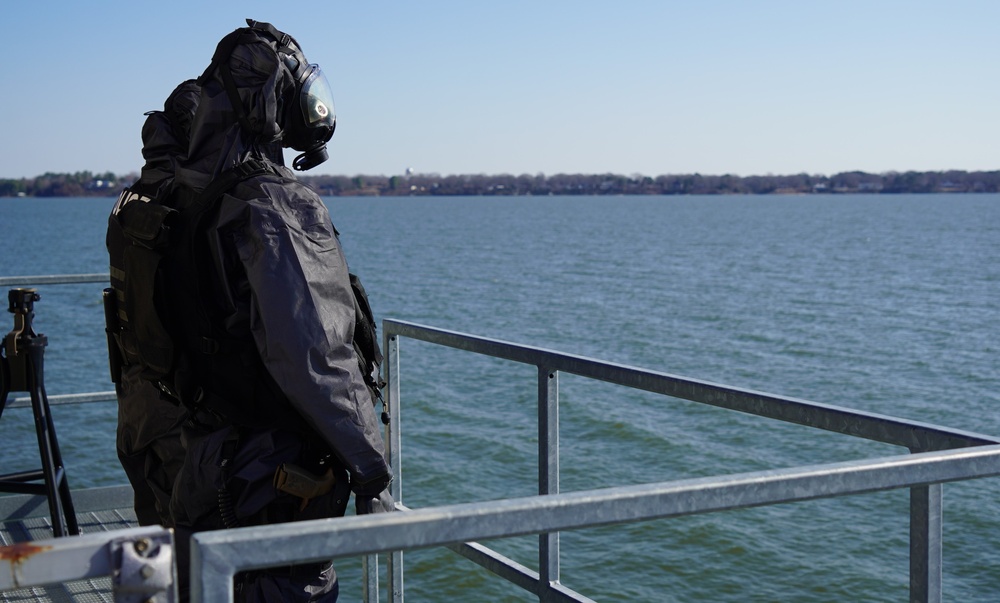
[2,1,997,179]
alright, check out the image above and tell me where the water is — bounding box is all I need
[1,193,998,601]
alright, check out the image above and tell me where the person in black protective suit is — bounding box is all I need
[110,20,393,602]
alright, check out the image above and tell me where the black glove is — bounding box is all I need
[352,470,394,515]
[355,488,395,515]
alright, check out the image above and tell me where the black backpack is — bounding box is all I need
[104,160,386,426]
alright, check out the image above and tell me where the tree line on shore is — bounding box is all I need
[3,169,998,198]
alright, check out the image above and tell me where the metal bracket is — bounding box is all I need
[111,532,177,603]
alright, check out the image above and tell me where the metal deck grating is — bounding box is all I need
[0,578,115,603]
[1,487,138,603]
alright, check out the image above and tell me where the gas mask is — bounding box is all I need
[280,52,337,171]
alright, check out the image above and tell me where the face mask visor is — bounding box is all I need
[300,65,336,137]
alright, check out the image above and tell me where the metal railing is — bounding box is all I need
[362,320,1000,603]
[3,276,1000,602]
[189,320,1000,602]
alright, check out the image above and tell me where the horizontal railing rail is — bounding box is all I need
[0,274,108,288]
[6,392,117,409]
[0,524,175,600]
[382,321,1000,453]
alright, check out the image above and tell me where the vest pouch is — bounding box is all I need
[115,201,179,383]
[119,200,176,249]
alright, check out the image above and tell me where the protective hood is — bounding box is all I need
[180,20,331,190]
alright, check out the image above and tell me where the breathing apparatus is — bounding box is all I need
[199,19,337,171]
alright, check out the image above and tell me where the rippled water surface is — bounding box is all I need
[1,193,997,601]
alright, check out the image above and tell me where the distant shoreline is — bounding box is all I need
[2,169,998,197]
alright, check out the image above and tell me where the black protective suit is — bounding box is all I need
[111,22,391,603]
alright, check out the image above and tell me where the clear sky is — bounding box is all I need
[2,1,997,179]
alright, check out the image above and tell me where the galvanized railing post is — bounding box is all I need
[910,484,943,603]
[538,366,560,599]
[362,555,379,602]
[386,332,404,603]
